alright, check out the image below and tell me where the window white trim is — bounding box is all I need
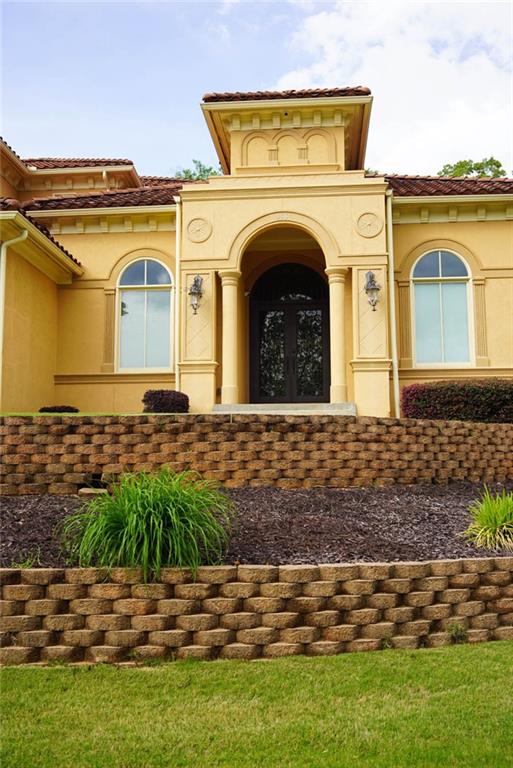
[115,257,174,373]
[410,249,475,368]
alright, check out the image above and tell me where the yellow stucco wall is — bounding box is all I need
[50,231,176,411]
[393,220,513,378]
[2,252,57,411]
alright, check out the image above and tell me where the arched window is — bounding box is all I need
[117,259,173,370]
[412,250,472,365]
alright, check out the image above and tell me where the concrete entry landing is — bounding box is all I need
[212,402,357,416]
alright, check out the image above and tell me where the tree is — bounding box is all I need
[438,157,506,178]
[175,159,222,180]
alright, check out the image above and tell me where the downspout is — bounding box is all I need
[173,195,182,391]
[386,190,400,417]
[0,229,29,406]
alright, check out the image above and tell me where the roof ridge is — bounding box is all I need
[382,173,513,181]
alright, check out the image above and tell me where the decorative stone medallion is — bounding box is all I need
[187,218,212,243]
[356,212,383,238]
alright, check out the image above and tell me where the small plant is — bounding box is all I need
[464,486,513,551]
[142,390,189,414]
[10,548,42,568]
[60,469,234,581]
[381,635,393,650]
[39,405,79,413]
[447,621,468,645]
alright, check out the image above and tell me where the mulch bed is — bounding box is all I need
[1,481,512,568]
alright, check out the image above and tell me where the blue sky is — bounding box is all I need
[2,1,512,176]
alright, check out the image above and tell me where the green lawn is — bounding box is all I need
[2,642,512,768]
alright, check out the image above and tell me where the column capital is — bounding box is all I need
[218,270,241,286]
[325,266,349,283]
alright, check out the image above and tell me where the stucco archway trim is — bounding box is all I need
[396,239,484,281]
[230,211,339,271]
[106,247,173,287]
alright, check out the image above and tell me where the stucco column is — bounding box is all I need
[219,270,241,404]
[326,267,349,402]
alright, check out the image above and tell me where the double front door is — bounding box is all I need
[250,300,330,403]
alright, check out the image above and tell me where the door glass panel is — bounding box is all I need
[295,309,324,397]
[414,283,442,362]
[119,290,145,368]
[146,291,171,367]
[258,310,286,399]
[442,283,469,362]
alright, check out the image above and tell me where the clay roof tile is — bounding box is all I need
[202,86,371,103]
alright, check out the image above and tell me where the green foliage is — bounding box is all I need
[446,621,468,644]
[464,487,513,551]
[401,378,513,423]
[60,469,234,581]
[438,157,506,178]
[175,159,221,180]
[10,548,41,568]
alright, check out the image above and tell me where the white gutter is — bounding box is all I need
[173,195,182,391]
[0,229,28,406]
[386,190,400,417]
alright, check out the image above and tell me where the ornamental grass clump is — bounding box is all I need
[60,469,234,580]
[464,487,513,551]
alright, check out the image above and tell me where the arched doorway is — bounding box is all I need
[250,263,330,403]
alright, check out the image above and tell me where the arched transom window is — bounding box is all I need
[118,258,173,370]
[412,250,472,365]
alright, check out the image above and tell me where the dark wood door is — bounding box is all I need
[250,264,330,403]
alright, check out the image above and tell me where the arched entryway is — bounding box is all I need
[249,263,330,403]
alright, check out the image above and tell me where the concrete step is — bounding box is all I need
[212,402,357,416]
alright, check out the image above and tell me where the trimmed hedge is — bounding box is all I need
[401,379,513,423]
[142,389,189,414]
[39,405,79,413]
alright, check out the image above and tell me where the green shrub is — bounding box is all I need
[60,469,234,580]
[446,621,468,644]
[464,487,513,551]
[401,378,513,422]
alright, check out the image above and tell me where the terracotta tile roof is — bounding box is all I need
[140,175,183,187]
[383,174,513,197]
[0,137,26,166]
[0,198,81,267]
[25,184,184,211]
[22,157,134,169]
[203,86,371,103]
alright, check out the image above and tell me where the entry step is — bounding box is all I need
[212,403,357,416]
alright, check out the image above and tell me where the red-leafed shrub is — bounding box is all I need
[401,379,513,423]
[39,405,79,413]
[142,389,189,414]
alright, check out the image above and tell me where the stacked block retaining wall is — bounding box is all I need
[1,559,512,665]
[1,414,512,495]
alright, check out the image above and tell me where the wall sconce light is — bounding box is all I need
[188,275,203,315]
[364,270,381,311]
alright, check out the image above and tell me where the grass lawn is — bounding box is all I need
[1,642,512,768]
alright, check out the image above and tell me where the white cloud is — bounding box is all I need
[276,1,513,174]
[218,0,240,15]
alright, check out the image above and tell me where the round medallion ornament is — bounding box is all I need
[356,212,383,238]
[187,218,212,243]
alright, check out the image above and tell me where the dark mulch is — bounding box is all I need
[1,482,512,568]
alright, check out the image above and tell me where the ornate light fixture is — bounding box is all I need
[364,270,381,311]
[188,275,203,314]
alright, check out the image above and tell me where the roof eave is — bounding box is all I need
[25,203,177,217]
[392,193,513,204]
[0,210,83,280]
